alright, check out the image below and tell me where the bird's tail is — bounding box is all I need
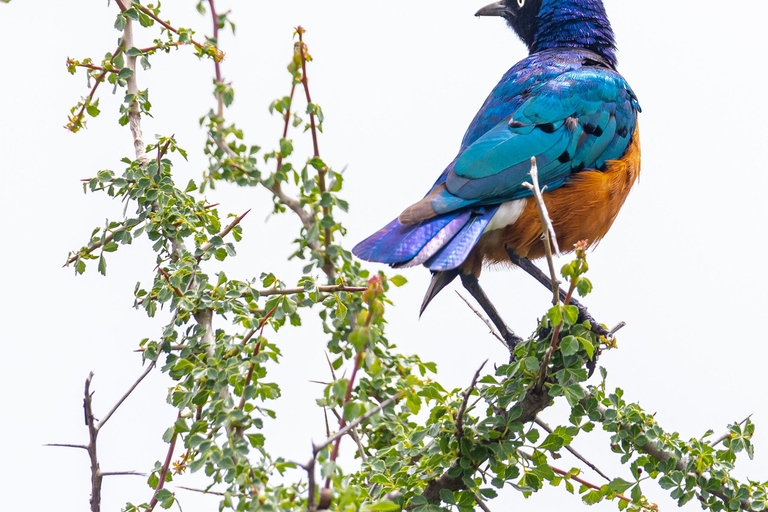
[419,269,461,316]
[352,206,497,272]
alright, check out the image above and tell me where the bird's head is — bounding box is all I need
[475,0,543,49]
[476,0,617,67]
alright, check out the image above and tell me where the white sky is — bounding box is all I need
[2,1,768,511]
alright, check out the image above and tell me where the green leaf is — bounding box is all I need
[582,489,604,505]
[608,478,634,494]
[539,433,564,452]
[439,489,455,505]
[560,335,579,357]
[563,305,579,324]
[349,327,369,351]
[365,501,400,512]
[578,337,595,359]
[547,305,563,326]
[118,67,134,79]
[390,275,408,287]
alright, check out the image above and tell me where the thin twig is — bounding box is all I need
[98,360,156,430]
[456,361,488,457]
[101,471,146,477]
[534,417,610,481]
[45,443,88,450]
[313,392,402,455]
[347,426,368,463]
[64,227,127,266]
[455,291,505,344]
[472,490,494,512]
[196,209,251,261]
[710,415,753,448]
[521,156,560,303]
[134,4,219,59]
[175,486,226,496]
[608,321,626,337]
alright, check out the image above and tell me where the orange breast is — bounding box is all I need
[463,126,641,276]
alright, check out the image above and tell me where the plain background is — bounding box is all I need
[2,1,768,510]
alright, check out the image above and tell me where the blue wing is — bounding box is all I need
[353,49,640,271]
[430,54,640,214]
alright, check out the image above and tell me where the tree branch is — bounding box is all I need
[456,361,488,457]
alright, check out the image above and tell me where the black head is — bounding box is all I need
[476,0,544,49]
[476,0,617,67]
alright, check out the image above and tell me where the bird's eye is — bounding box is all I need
[517,0,525,6]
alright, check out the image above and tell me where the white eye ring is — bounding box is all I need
[518,0,525,6]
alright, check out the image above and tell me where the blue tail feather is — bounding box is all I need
[352,207,498,271]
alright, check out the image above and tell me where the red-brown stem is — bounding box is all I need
[296,29,319,159]
[196,209,251,261]
[138,42,185,53]
[147,412,181,511]
[295,28,333,278]
[324,348,365,488]
[76,63,119,74]
[323,301,375,487]
[158,268,185,297]
[236,304,278,411]
[114,0,128,12]
[134,4,213,57]
[548,464,634,505]
[156,135,174,163]
[67,44,121,132]
[208,0,222,84]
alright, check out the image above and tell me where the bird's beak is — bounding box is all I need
[475,1,509,17]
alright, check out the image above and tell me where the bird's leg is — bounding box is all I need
[505,247,610,338]
[459,273,523,354]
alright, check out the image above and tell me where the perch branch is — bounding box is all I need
[505,249,611,338]
[520,156,560,303]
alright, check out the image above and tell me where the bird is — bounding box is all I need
[353,0,641,323]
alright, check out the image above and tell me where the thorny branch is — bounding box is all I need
[299,392,404,511]
[582,388,755,511]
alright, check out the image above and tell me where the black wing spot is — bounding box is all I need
[509,119,527,128]
[618,126,629,138]
[538,122,557,133]
[583,123,604,137]
[558,150,571,163]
